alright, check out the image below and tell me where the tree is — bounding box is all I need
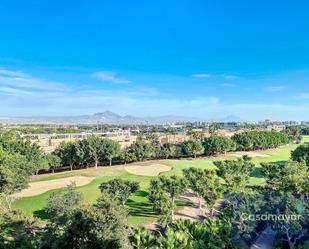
[0,135,47,175]
[181,140,204,158]
[119,150,136,165]
[261,161,309,196]
[53,141,81,171]
[292,143,309,167]
[33,155,50,175]
[129,140,153,161]
[209,123,220,135]
[99,179,139,205]
[0,150,31,194]
[214,156,255,194]
[232,131,289,151]
[47,183,83,225]
[149,175,187,221]
[44,191,131,249]
[183,167,222,215]
[46,154,62,174]
[266,195,309,249]
[203,135,236,155]
[284,126,302,143]
[0,210,42,249]
[187,129,204,142]
[131,219,234,249]
[149,179,174,226]
[130,227,156,249]
[223,193,265,245]
[79,136,102,168]
[100,139,121,166]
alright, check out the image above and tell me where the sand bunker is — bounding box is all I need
[228,151,270,158]
[14,176,94,198]
[125,163,171,176]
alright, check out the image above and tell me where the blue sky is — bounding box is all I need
[1,0,309,121]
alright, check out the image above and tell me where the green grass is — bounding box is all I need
[13,136,309,226]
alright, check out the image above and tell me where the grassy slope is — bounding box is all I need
[13,136,309,226]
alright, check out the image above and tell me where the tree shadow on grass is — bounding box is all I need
[33,209,50,220]
[250,167,264,178]
[126,199,157,218]
[133,190,149,197]
[250,161,287,179]
[176,198,192,207]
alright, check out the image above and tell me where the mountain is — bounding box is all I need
[0,111,245,125]
[0,111,206,125]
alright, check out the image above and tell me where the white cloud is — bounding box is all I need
[223,75,238,80]
[91,71,131,84]
[294,93,309,100]
[1,67,309,121]
[264,85,287,92]
[0,68,68,92]
[0,86,34,96]
[221,83,235,87]
[0,68,29,78]
[192,73,211,78]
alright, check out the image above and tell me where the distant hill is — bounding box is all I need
[217,115,243,123]
[0,111,243,125]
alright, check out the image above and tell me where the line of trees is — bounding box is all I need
[50,131,289,172]
[231,131,289,151]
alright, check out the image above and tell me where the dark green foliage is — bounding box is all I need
[0,151,32,194]
[214,156,255,194]
[0,134,48,194]
[266,195,309,249]
[100,138,121,166]
[292,143,309,167]
[261,161,309,195]
[54,137,121,169]
[119,150,137,164]
[131,219,234,249]
[284,126,302,143]
[203,135,236,155]
[43,189,130,249]
[223,193,265,245]
[128,140,154,161]
[149,175,187,222]
[46,183,83,225]
[182,167,222,214]
[99,179,139,205]
[0,211,42,249]
[181,140,204,158]
[46,154,62,173]
[232,131,289,151]
[53,141,82,171]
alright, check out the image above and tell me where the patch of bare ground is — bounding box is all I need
[227,151,270,158]
[175,192,207,221]
[14,176,94,197]
[145,192,224,230]
[125,163,171,176]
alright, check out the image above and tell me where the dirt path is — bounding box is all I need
[14,176,95,197]
[145,192,207,230]
[175,192,207,221]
